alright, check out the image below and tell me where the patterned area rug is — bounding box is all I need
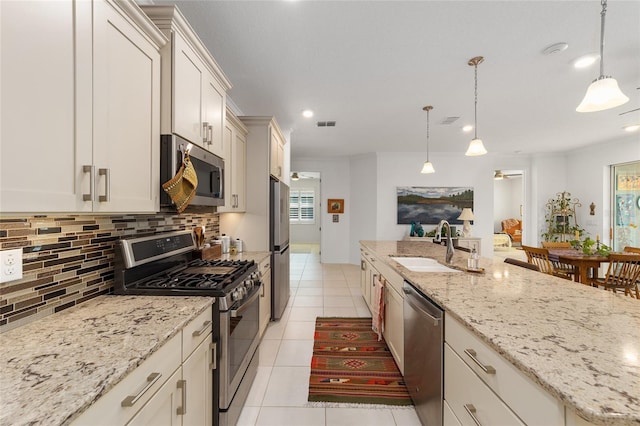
[308,317,412,406]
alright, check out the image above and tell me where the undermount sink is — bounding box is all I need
[391,257,461,273]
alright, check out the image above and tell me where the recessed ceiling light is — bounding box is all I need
[462,125,473,132]
[572,54,599,69]
[302,110,314,118]
[624,124,640,132]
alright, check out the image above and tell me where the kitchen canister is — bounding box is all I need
[220,235,231,254]
[235,238,243,253]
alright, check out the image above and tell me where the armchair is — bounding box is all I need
[501,218,522,244]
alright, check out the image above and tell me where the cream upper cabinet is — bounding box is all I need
[142,6,231,158]
[270,127,286,179]
[218,109,248,213]
[0,0,164,213]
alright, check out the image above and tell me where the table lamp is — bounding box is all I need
[457,208,475,237]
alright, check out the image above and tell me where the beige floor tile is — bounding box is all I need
[323,307,358,317]
[282,321,316,340]
[288,307,323,321]
[244,366,272,406]
[323,287,351,296]
[325,407,396,425]
[296,287,324,296]
[274,339,313,366]
[237,406,260,426]
[255,407,325,426]
[292,295,323,307]
[323,296,355,307]
[260,366,312,407]
[258,339,280,366]
[391,408,423,425]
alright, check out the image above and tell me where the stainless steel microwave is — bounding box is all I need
[160,134,224,209]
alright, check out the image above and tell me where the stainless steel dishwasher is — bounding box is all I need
[403,281,444,426]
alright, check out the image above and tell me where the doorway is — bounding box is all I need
[493,169,525,259]
[289,171,321,255]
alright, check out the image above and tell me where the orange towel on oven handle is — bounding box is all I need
[372,274,385,341]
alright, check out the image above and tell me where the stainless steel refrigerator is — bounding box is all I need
[270,179,290,320]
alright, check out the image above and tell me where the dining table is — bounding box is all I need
[547,249,609,285]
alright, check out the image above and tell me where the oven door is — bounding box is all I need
[219,285,260,410]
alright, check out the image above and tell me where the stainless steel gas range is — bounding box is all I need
[114,230,262,426]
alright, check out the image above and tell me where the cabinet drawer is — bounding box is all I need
[444,400,462,426]
[182,305,213,360]
[445,313,564,426]
[72,332,181,425]
[259,257,271,274]
[445,344,524,426]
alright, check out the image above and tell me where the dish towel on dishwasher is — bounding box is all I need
[372,275,385,341]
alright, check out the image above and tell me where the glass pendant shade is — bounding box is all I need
[576,76,629,112]
[421,161,435,174]
[465,138,487,156]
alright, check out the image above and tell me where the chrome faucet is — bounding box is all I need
[437,219,455,264]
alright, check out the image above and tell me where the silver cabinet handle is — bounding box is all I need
[464,349,496,374]
[361,260,366,271]
[98,168,110,202]
[209,342,217,370]
[208,124,213,144]
[176,379,187,415]
[121,372,162,407]
[372,273,377,287]
[464,404,482,426]
[192,320,212,337]
[203,121,209,144]
[83,165,94,201]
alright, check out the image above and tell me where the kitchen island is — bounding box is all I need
[361,240,640,426]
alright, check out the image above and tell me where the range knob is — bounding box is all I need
[231,289,240,301]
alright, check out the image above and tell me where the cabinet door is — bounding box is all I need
[181,335,213,426]
[173,32,205,147]
[218,124,234,212]
[127,368,182,426]
[202,75,226,157]
[232,131,247,211]
[269,130,283,179]
[383,283,404,374]
[92,0,160,212]
[259,267,272,337]
[0,0,92,212]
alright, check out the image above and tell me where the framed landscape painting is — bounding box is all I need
[397,186,474,225]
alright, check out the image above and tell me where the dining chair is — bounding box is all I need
[623,246,640,254]
[541,241,576,278]
[522,246,572,279]
[589,253,640,298]
[504,257,540,271]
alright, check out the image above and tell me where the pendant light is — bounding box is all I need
[420,105,436,174]
[466,56,487,156]
[576,0,629,112]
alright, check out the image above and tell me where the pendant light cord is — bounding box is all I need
[474,63,478,140]
[599,0,606,77]
[426,108,430,161]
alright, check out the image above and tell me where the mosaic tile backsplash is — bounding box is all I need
[0,212,220,332]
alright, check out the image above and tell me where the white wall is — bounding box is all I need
[349,153,377,264]
[565,137,640,247]
[290,177,321,244]
[291,157,351,264]
[289,137,634,264]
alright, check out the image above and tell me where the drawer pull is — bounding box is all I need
[121,372,162,407]
[177,379,187,415]
[464,404,482,426]
[464,349,496,374]
[192,320,212,337]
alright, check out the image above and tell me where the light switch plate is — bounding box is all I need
[0,249,23,283]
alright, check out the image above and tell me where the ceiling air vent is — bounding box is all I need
[440,116,460,125]
[317,121,336,127]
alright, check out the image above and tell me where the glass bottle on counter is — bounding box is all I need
[467,247,479,270]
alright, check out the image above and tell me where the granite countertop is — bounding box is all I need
[361,240,640,426]
[219,250,271,264]
[0,295,214,426]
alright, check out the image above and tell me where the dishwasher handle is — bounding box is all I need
[403,286,442,327]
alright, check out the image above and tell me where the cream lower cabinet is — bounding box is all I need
[142,6,231,157]
[259,257,272,337]
[72,307,213,426]
[218,109,248,213]
[444,312,564,426]
[360,245,404,373]
[1,0,164,213]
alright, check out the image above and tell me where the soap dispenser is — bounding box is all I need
[468,247,479,270]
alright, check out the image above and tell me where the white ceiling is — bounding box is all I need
[155,1,640,159]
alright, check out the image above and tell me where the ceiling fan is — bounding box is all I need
[290,171,320,181]
[494,170,523,180]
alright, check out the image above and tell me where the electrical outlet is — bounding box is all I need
[0,249,23,283]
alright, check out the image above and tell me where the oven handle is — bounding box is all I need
[230,286,261,318]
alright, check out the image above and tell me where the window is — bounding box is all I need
[290,189,315,223]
